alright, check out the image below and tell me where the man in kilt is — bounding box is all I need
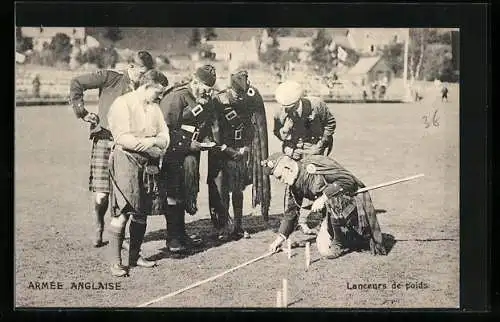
[262,152,387,259]
[69,50,155,247]
[159,65,219,253]
[107,70,170,277]
[273,80,337,235]
[208,70,271,240]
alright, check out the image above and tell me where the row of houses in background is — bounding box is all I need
[17,27,458,90]
[19,27,101,52]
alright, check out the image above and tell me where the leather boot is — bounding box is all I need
[179,205,203,247]
[128,219,156,268]
[326,222,348,259]
[168,205,187,253]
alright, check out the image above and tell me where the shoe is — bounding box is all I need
[110,264,129,277]
[130,256,157,268]
[168,238,187,253]
[323,241,348,259]
[182,233,203,247]
[299,224,318,236]
[93,230,108,248]
[230,228,251,240]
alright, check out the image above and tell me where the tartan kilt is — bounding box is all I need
[89,139,112,193]
[224,158,249,192]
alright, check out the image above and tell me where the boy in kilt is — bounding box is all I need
[262,152,387,259]
[208,71,271,240]
[273,80,337,235]
[69,51,155,247]
[159,65,219,253]
[106,70,170,277]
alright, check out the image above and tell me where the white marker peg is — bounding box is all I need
[287,239,292,259]
[276,290,282,308]
[305,242,311,270]
[282,278,288,308]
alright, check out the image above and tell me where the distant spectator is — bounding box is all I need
[441,84,449,103]
[32,74,41,98]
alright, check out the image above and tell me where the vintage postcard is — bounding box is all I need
[15,24,461,309]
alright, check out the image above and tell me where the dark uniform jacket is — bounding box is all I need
[159,84,218,155]
[278,155,385,254]
[273,97,336,155]
[212,88,256,150]
[158,84,218,203]
[69,69,135,139]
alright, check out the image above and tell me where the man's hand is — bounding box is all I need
[282,117,294,132]
[189,140,202,152]
[291,148,303,160]
[145,146,163,159]
[136,138,156,152]
[224,146,243,160]
[268,234,286,254]
[83,112,99,125]
[311,194,328,212]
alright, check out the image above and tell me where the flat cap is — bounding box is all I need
[133,50,155,70]
[195,64,217,87]
[275,80,303,106]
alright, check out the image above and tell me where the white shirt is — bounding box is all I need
[108,91,169,143]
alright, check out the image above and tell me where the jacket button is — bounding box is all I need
[182,136,186,139]
[178,142,182,146]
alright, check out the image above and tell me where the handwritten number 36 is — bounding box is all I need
[422,110,440,128]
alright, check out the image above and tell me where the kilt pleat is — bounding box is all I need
[89,139,112,193]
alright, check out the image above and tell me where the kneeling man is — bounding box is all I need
[262,153,387,259]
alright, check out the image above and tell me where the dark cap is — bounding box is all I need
[138,69,169,87]
[194,64,217,87]
[260,152,286,175]
[230,70,249,95]
[133,50,155,70]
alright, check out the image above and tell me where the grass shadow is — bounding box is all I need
[143,213,284,260]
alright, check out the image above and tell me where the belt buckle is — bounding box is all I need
[191,104,204,117]
[225,110,237,121]
[234,129,242,140]
[192,130,200,141]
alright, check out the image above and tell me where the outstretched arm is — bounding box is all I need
[69,70,110,119]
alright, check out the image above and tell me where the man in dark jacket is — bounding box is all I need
[69,50,156,248]
[208,70,270,240]
[159,64,219,253]
[273,80,337,235]
[262,152,387,259]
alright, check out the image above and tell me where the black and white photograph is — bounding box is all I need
[15,23,462,308]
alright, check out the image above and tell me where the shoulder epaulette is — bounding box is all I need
[305,163,318,174]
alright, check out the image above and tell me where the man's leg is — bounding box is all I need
[108,213,129,277]
[165,198,186,253]
[93,192,109,247]
[209,168,231,239]
[128,213,156,268]
[316,215,348,259]
[231,190,249,239]
[298,199,317,235]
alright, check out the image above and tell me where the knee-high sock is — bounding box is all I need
[232,191,243,229]
[108,219,126,265]
[129,218,147,262]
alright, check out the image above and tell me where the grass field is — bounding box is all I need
[14,88,459,308]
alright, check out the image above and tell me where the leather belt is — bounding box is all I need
[181,124,200,141]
